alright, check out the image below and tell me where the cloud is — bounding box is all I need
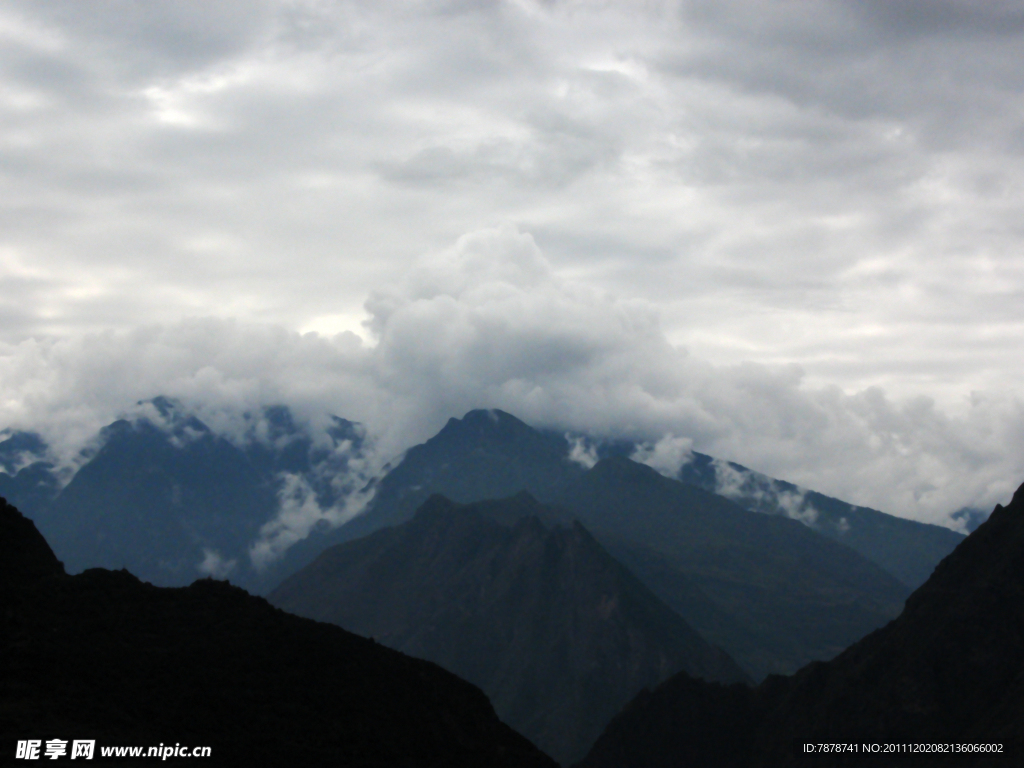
[197,547,237,579]
[631,435,694,478]
[712,458,820,527]
[3,224,1024,530]
[3,0,1023,392]
[566,434,598,469]
[249,470,376,570]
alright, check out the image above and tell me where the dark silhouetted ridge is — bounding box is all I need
[1,497,557,768]
[1,497,63,589]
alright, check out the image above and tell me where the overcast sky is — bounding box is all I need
[3,0,1024,526]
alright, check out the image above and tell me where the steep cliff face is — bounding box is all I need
[579,484,1024,768]
[271,493,748,766]
[1,497,557,768]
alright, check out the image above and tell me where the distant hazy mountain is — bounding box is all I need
[270,493,748,766]
[26,397,366,589]
[676,452,965,589]
[578,488,1024,768]
[553,456,910,679]
[1,498,556,768]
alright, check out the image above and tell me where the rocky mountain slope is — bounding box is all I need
[269,493,748,766]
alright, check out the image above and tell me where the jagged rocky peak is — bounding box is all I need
[135,395,212,435]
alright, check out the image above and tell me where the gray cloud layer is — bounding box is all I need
[2,2,1024,525]
[3,225,1023,528]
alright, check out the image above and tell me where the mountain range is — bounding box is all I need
[2,405,967,679]
[267,410,914,678]
[2,404,966,592]
[5,400,1020,767]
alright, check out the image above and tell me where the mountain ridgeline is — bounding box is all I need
[270,493,749,766]
[5,403,1017,767]
[578,485,1024,767]
[4,405,965,679]
[1,497,556,768]
[552,457,910,678]
[5,405,964,594]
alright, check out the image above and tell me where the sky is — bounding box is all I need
[2,0,1024,527]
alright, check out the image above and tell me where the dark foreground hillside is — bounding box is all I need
[578,484,1024,768]
[0,498,557,768]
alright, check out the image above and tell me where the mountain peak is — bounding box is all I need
[438,409,536,440]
